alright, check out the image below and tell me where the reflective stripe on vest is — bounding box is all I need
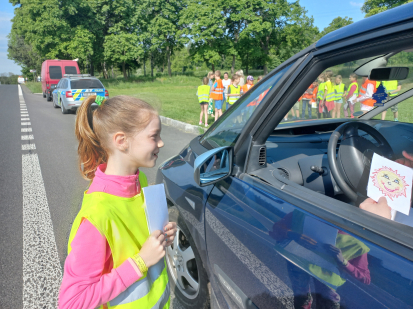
[228,84,240,104]
[358,79,376,107]
[325,81,335,102]
[317,82,325,100]
[68,172,170,309]
[382,80,399,97]
[210,80,224,100]
[334,83,345,101]
[197,85,210,103]
[347,82,359,96]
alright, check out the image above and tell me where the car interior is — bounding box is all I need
[251,50,413,212]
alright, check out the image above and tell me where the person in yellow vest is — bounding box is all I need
[332,75,345,119]
[321,71,335,118]
[381,80,401,121]
[210,70,225,121]
[316,73,325,119]
[197,77,210,127]
[59,95,176,309]
[343,73,359,118]
[356,76,377,114]
[226,74,241,110]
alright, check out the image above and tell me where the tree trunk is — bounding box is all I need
[111,65,114,78]
[231,55,235,74]
[123,61,127,79]
[246,53,249,76]
[90,61,94,76]
[150,53,154,78]
[167,46,171,77]
[211,63,215,72]
[144,58,146,76]
[263,37,269,75]
[103,62,108,79]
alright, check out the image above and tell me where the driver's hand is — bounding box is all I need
[396,151,413,168]
[360,197,391,219]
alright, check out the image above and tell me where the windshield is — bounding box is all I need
[282,50,413,124]
[201,64,292,148]
[70,79,104,89]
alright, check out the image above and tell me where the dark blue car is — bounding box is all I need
[156,4,413,308]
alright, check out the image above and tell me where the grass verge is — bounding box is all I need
[25,82,43,94]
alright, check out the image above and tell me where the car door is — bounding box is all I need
[53,80,62,104]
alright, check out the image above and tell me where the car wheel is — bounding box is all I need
[43,92,46,98]
[53,97,58,108]
[166,206,210,309]
[61,100,69,114]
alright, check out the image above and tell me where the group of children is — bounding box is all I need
[286,70,402,121]
[197,70,262,126]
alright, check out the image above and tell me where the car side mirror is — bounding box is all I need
[194,146,233,187]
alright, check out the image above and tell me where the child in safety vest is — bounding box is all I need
[320,70,335,118]
[356,76,377,114]
[197,77,211,127]
[381,80,401,121]
[222,72,231,109]
[210,70,225,121]
[226,74,241,110]
[344,73,359,118]
[59,95,177,309]
[207,71,215,116]
[241,75,254,95]
[316,73,325,119]
[310,81,318,110]
[301,83,315,119]
[332,75,345,119]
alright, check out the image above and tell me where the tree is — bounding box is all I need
[316,17,353,41]
[361,0,412,17]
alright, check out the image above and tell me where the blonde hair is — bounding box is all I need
[236,70,244,77]
[336,75,342,81]
[75,95,157,180]
[215,70,221,77]
[318,73,325,82]
[208,71,214,78]
[257,75,263,82]
[231,74,240,82]
[202,77,209,85]
[325,70,334,81]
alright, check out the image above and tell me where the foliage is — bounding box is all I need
[361,0,412,17]
[0,73,20,84]
[316,17,353,41]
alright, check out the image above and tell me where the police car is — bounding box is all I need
[52,74,109,114]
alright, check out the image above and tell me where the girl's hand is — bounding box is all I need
[360,197,391,219]
[139,230,166,268]
[164,222,177,247]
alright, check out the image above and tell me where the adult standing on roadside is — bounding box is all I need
[222,72,231,109]
[237,70,245,86]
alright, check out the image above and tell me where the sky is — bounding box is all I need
[0,0,366,75]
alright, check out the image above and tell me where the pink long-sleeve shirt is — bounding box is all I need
[59,164,144,309]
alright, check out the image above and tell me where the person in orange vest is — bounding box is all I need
[210,70,225,121]
[310,81,318,111]
[241,75,254,95]
[355,76,377,113]
[301,83,315,119]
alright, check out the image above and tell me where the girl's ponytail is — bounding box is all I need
[75,96,107,180]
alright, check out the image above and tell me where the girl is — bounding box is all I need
[197,77,210,126]
[207,72,215,116]
[59,95,177,309]
[222,72,231,110]
[316,74,325,119]
[321,71,335,118]
[332,75,345,118]
[237,70,245,86]
[344,73,358,118]
[226,74,241,109]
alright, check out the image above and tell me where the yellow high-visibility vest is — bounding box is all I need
[228,84,241,105]
[68,172,170,309]
[197,85,210,103]
[334,83,345,101]
[325,80,335,102]
[346,81,359,96]
[382,80,399,97]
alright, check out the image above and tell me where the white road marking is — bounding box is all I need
[21,118,30,121]
[21,122,31,126]
[22,144,36,150]
[21,128,32,132]
[18,85,22,95]
[21,135,34,140]
[19,85,62,308]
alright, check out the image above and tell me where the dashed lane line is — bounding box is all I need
[19,85,62,308]
[21,118,30,121]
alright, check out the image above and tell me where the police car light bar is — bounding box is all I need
[63,74,92,77]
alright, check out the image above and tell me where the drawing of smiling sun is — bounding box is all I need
[371,166,409,200]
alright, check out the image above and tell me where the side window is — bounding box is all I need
[65,66,77,74]
[49,66,62,80]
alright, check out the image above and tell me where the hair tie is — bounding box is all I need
[95,95,106,106]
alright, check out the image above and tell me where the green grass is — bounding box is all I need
[25,82,43,94]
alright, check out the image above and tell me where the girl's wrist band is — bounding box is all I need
[132,253,148,274]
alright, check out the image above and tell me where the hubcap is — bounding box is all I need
[166,226,200,299]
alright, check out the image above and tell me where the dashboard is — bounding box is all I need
[261,119,413,198]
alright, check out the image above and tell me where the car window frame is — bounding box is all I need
[238,27,413,258]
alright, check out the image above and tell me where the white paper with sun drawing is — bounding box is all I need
[367,153,413,216]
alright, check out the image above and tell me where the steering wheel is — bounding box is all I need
[328,122,394,202]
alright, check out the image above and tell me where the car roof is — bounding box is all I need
[317,2,413,48]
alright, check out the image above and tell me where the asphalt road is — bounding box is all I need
[0,84,196,308]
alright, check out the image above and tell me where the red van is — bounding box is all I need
[41,60,80,101]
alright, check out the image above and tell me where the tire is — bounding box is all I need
[61,99,69,114]
[43,92,46,98]
[46,92,52,101]
[53,96,58,108]
[166,206,210,309]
